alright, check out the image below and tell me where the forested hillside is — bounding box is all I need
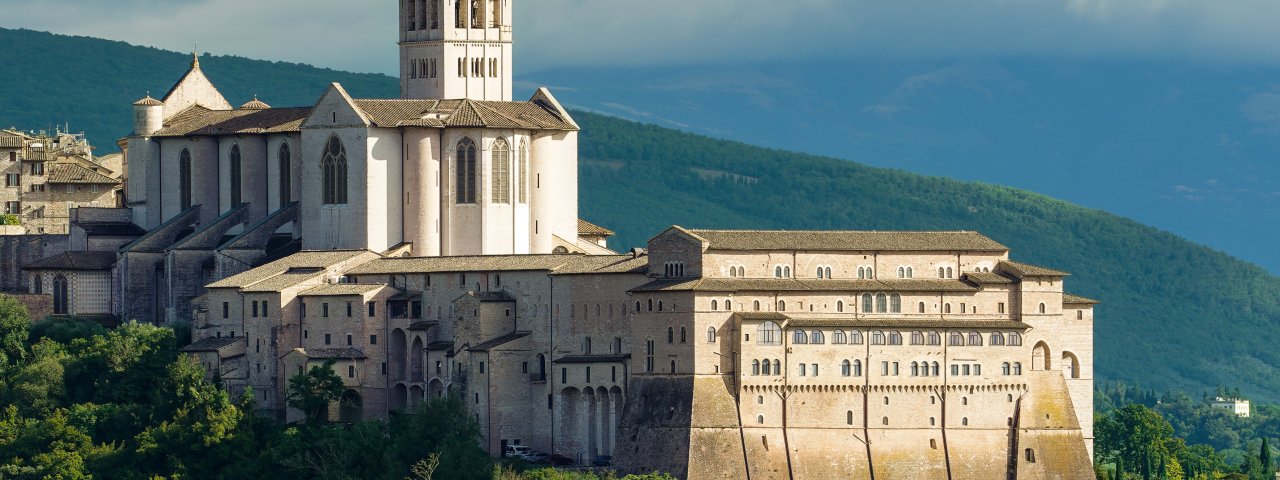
[2,27,1280,400]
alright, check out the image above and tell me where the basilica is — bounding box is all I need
[19,1,1098,478]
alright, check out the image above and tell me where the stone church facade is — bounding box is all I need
[10,1,1098,478]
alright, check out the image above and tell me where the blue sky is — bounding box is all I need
[5,0,1280,74]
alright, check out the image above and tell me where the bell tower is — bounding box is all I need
[399,0,513,101]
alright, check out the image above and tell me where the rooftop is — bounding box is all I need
[631,277,979,294]
[676,228,1010,253]
[23,251,117,271]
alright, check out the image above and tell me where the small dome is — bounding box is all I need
[133,96,163,107]
[239,97,271,110]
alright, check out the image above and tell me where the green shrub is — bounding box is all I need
[0,214,19,226]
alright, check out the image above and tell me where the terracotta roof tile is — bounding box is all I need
[207,250,374,289]
[683,229,1009,252]
[152,107,310,137]
[299,283,391,297]
[999,260,1070,278]
[578,219,615,237]
[1063,294,1100,305]
[469,331,532,352]
[181,336,241,352]
[23,251,117,271]
[47,163,119,185]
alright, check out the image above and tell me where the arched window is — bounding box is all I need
[757,415,765,425]
[707,327,717,343]
[833,331,847,344]
[948,332,964,346]
[962,418,969,426]
[811,331,825,344]
[491,138,510,204]
[888,332,902,345]
[918,302,926,313]
[1013,362,1023,375]
[850,331,864,345]
[761,358,772,376]
[179,149,193,210]
[757,321,782,346]
[836,300,844,313]
[841,360,851,376]
[825,267,832,279]
[490,0,502,26]
[910,362,919,376]
[857,267,866,279]
[645,339,655,373]
[946,267,953,278]
[990,333,1006,346]
[890,294,902,313]
[322,137,349,205]
[774,266,783,278]
[32,275,42,295]
[898,267,905,278]
[871,331,886,345]
[680,327,687,343]
[792,330,808,345]
[931,362,940,376]
[778,300,786,312]
[862,294,873,313]
[517,140,529,204]
[726,300,733,310]
[711,300,718,311]
[882,417,889,426]
[847,411,854,425]
[278,143,291,206]
[968,332,982,346]
[906,267,913,278]
[1025,448,1036,463]
[876,293,888,313]
[229,145,242,207]
[455,137,477,204]
[753,300,761,311]
[816,267,825,279]
[1008,332,1023,346]
[470,0,484,28]
[1039,303,1047,314]
[737,266,745,277]
[667,327,674,343]
[852,359,863,376]
[1002,362,1011,375]
[928,331,941,345]
[52,275,69,315]
[784,266,791,278]
[911,331,924,345]
[938,267,946,278]
[944,303,952,314]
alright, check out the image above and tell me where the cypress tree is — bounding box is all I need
[1262,438,1273,477]
[1157,456,1166,480]
[1115,456,1126,480]
[1143,449,1152,480]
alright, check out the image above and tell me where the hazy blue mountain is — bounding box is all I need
[519,61,1280,274]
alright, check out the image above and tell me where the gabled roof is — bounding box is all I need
[674,228,1009,253]
[465,291,517,303]
[24,251,117,271]
[999,260,1070,278]
[469,331,532,352]
[350,97,578,131]
[206,250,374,289]
[631,277,978,294]
[1063,294,1100,305]
[578,219,615,237]
[181,336,241,353]
[299,283,390,297]
[963,271,1016,285]
[77,222,146,237]
[151,106,310,137]
[302,348,368,360]
[554,354,630,364]
[47,163,119,185]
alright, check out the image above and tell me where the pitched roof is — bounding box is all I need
[679,228,1009,252]
[999,260,1070,277]
[299,283,390,297]
[466,291,516,303]
[180,336,241,353]
[963,271,1016,285]
[348,253,648,277]
[207,250,373,289]
[351,98,578,131]
[303,348,368,360]
[1063,294,1100,305]
[469,331,532,352]
[239,98,271,110]
[77,222,146,237]
[0,131,28,148]
[554,354,630,364]
[631,277,978,293]
[578,219,615,237]
[47,163,119,185]
[152,106,311,137]
[134,96,164,106]
[23,251,117,271]
[239,272,323,293]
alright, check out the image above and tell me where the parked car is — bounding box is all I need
[503,445,531,459]
[549,454,575,466]
[523,452,550,464]
[592,455,612,467]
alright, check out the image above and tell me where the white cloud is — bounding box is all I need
[4,0,1280,75]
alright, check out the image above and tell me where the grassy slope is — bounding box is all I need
[3,27,1279,399]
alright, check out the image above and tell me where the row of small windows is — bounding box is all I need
[754,322,1022,347]
[664,262,686,278]
[708,297,1001,316]
[750,360,1024,378]
[409,58,438,79]
[455,137,529,205]
[730,265,968,280]
[405,0,504,31]
[458,57,501,78]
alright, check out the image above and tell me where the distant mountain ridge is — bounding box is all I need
[3,27,1280,401]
